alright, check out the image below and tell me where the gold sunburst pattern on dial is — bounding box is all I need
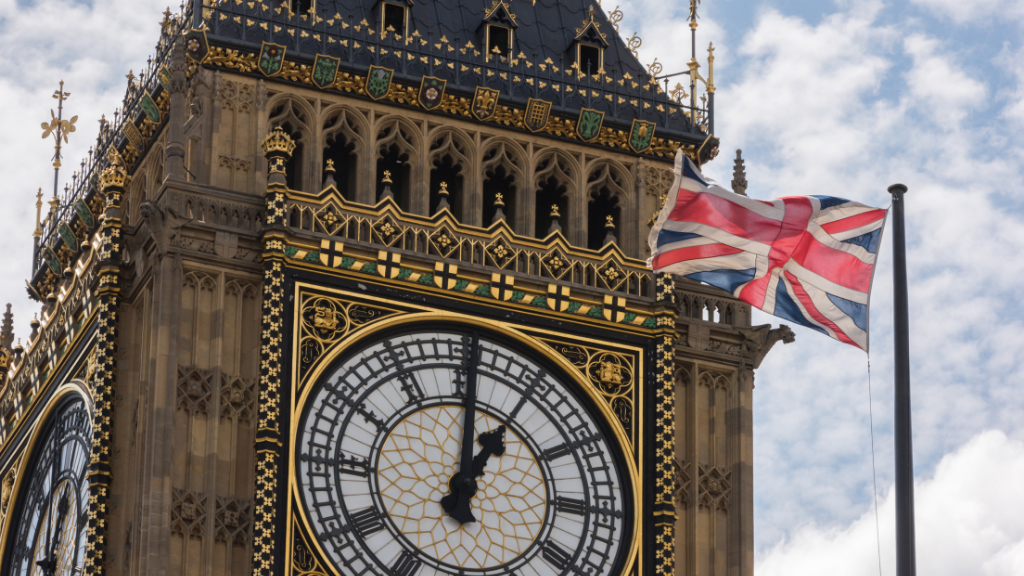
[377,405,547,569]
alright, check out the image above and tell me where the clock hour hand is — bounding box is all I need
[440,426,506,524]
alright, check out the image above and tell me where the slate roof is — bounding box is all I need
[203,0,708,143]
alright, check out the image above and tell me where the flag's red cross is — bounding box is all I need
[656,190,884,347]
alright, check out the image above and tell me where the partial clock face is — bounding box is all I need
[5,398,92,576]
[296,328,632,576]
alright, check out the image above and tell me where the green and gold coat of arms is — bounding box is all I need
[628,119,656,153]
[157,66,171,91]
[140,94,161,123]
[258,42,287,77]
[418,76,447,110]
[365,66,394,100]
[74,200,94,228]
[576,108,604,142]
[312,55,340,89]
[58,223,78,252]
[44,246,61,274]
[183,29,209,64]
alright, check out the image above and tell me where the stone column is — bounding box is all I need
[653,273,680,576]
[164,38,187,183]
[251,127,293,576]
[83,149,127,576]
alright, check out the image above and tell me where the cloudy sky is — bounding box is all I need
[2,0,1023,574]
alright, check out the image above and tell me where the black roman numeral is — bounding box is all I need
[350,507,384,538]
[338,454,369,477]
[554,496,586,516]
[542,442,572,462]
[398,373,425,403]
[542,541,572,571]
[391,549,421,576]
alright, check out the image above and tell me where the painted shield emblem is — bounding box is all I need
[74,200,94,228]
[157,66,172,91]
[419,76,447,110]
[629,119,657,153]
[472,87,500,121]
[123,121,144,151]
[44,246,61,274]
[576,108,604,142]
[259,42,287,77]
[140,94,161,123]
[312,54,340,89]
[58,223,78,252]
[524,98,552,133]
[365,66,394,100]
[183,29,209,64]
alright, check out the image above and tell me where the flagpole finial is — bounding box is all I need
[888,183,908,195]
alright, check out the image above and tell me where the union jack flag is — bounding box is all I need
[649,152,887,351]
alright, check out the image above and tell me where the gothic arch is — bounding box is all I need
[584,159,635,253]
[320,104,368,195]
[127,169,148,227]
[266,94,315,192]
[533,149,580,242]
[373,115,423,212]
[426,127,475,221]
[481,137,527,230]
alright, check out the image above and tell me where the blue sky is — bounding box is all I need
[1,0,1023,574]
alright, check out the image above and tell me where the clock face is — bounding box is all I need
[295,328,632,576]
[5,398,92,576]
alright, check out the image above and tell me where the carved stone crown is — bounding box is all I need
[261,126,296,158]
[99,149,130,192]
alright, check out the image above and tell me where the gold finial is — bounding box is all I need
[261,126,297,157]
[605,215,615,228]
[707,42,716,94]
[439,181,449,194]
[100,147,129,191]
[689,0,700,27]
[494,192,504,205]
[550,204,560,218]
[647,58,663,78]
[382,170,393,184]
[325,159,336,171]
[41,81,76,172]
[33,189,43,239]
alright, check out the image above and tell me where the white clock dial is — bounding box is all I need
[295,328,630,576]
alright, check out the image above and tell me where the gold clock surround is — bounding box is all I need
[287,285,643,576]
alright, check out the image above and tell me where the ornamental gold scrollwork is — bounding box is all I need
[544,341,636,446]
[298,294,401,385]
[292,519,329,576]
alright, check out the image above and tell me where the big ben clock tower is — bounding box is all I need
[0,2,793,576]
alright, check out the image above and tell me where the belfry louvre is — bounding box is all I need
[0,2,792,576]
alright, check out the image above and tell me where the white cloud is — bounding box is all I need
[910,0,1024,24]
[757,430,1024,576]
[902,34,987,128]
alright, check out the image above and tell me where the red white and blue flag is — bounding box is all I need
[648,152,887,351]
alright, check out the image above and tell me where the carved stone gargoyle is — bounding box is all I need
[738,324,796,369]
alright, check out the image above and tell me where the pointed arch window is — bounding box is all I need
[289,0,315,15]
[482,0,517,61]
[571,6,609,75]
[380,1,410,37]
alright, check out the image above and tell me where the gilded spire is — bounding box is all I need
[33,189,43,239]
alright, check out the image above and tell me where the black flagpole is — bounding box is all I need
[889,183,917,576]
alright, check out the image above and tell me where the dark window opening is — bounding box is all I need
[536,177,568,238]
[484,166,515,226]
[588,187,620,249]
[292,0,314,13]
[383,3,406,36]
[488,26,511,58]
[376,145,411,210]
[323,136,356,198]
[578,44,602,74]
[429,155,463,217]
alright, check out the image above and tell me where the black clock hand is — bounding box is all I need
[441,332,480,524]
[440,426,506,523]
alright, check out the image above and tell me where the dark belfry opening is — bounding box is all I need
[588,188,620,249]
[579,44,602,74]
[536,177,568,238]
[383,3,406,35]
[322,136,356,197]
[483,165,515,226]
[376,145,411,210]
[429,155,463,217]
[488,26,511,58]
[292,0,314,14]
